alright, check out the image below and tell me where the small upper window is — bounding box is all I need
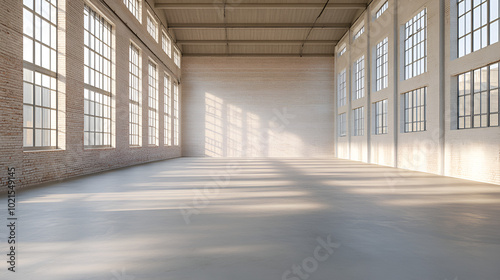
[338,47,346,56]
[353,25,365,40]
[174,48,181,67]
[147,11,158,42]
[123,0,140,21]
[162,31,171,57]
[376,1,388,19]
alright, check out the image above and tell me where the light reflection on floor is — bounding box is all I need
[1,157,500,280]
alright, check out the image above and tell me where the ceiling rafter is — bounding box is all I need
[168,23,351,29]
[177,40,339,45]
[183,53,335,57]
[155,3,366,10]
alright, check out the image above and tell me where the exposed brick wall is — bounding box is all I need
[0,0,182,189]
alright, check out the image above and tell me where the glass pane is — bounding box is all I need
[481,92,488,113]
[24,37,33,63]
[492,0,499,20]
[491,64,499,89]
[465,72,471,93]
[50,89,56,109]
[35,86,41,106]
[24,83,33,104]
[473,115,481,127]
[481,115,487,127]
[473,6,481,29]
[35,71,41,85]
[43,130,50,146]
[23,105,33,127]
[51,5,56,24]
[24,9,33,37]
[35,129,42,146]
[41,0,50,19]
[491,114,499,126]
[474,93,481,113]
[35,107,42,128]
[42,73,50,87]
[481,66,488,91]
[491,21,499,44]
[34,42,42,67]
[42,88,50,107]
[51,130,57,146]
[474,69,481,92]
[24,129,33,147]
[465,116,471,128]
[24,0,34,9]
[51,109,57,129]
[23,68,33,83]
[459,96,465,116]
[491,89,499,113]
[473,30,481,51]
[41,19,49,45]
[42,108,50,128]
[465,95,471,115]
[42,45,50,69]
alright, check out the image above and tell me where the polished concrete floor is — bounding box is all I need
[1,158,500,280]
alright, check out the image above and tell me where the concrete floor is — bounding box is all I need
[1,158,500,280]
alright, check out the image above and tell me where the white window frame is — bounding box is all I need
[148,60,159,145]
[338,69,347,107]
[173,81,180,146]
[123,0,141,22]
[353,25,365,40]
[174,47,181,67]
[147,10,158,42]
[376,1,388,19]
[129,43,142,147]
[164,73,172,145]
[83,4,113,148]
[23,0,59,149]
[338,46,346,57]
[162,30,172,58]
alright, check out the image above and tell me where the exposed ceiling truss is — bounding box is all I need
[155,0,368,56]
[155,3,366,10]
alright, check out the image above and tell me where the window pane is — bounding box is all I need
[491,89,499,113]
[23,105,33,127]
[491,21,499,44]
[491,64,499,89]
[24,37,33,63]
[84,5,113,147]
[24,83,33,104]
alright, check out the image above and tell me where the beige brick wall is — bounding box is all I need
[181,56,335,157]
[0,0,182,188]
